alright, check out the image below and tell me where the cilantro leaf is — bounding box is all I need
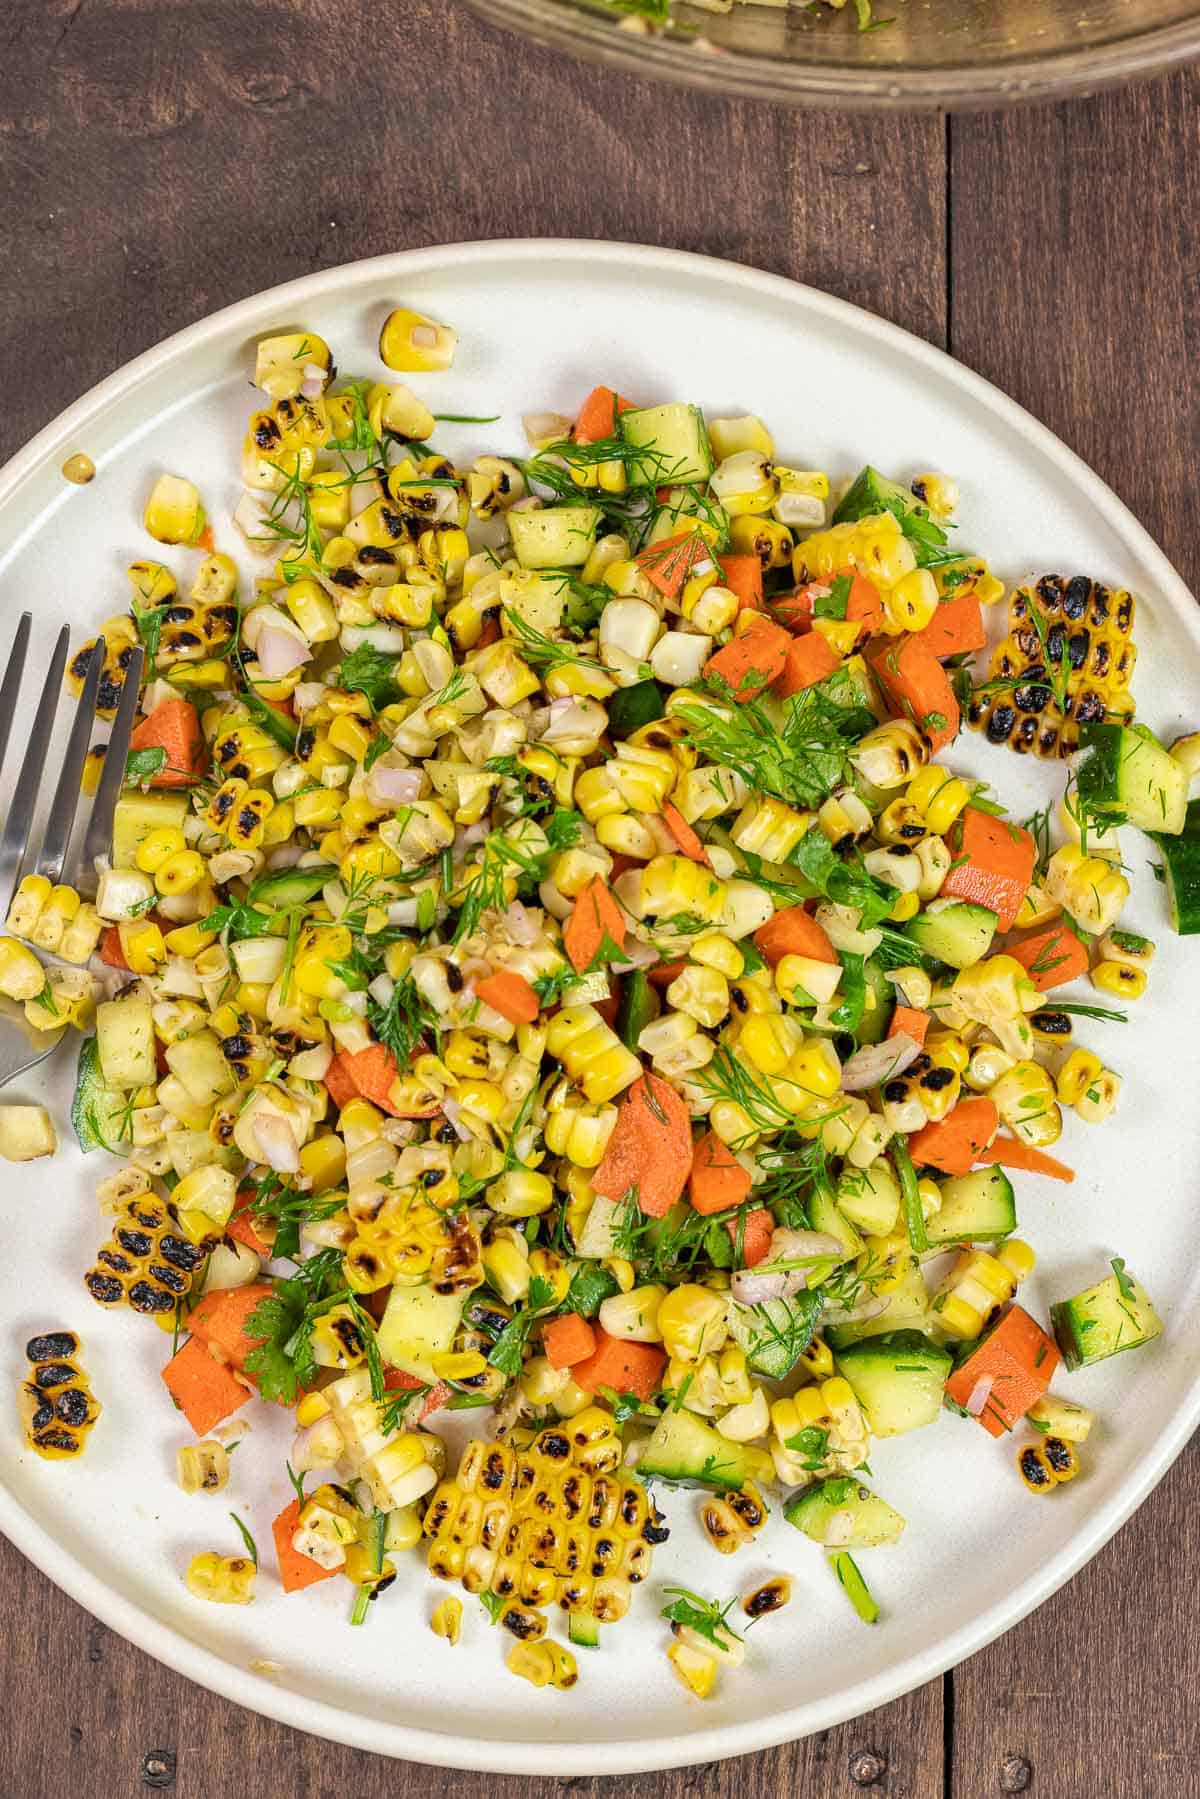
[487,1274,557,1378]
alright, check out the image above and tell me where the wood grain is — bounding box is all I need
[0,3,1196,1795]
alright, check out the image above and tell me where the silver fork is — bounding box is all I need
[0,616,145,1084]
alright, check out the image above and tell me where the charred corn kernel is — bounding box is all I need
[816,786,873,848]
[728,512,793,571]
[883,568,938,632]
[1018,1434,1081,1493]
[935,1240,1036,1339]
[639,855,727,926]
[1098,929,1155,969]
[24,884,79,953]
[136,827,188,873]
[295,788,343,829]
[1055,1049,1102,1106]
[380,307,456,372]
[528,1249,571,1306]
[700,1483,768,1556]
[177,1440,231,1494]
[1075,1067,1121,1124]
[118,917,167,974]
[154,850,205,896]
[327,712,373,762]
[907,766,971,834]
[295,1391,331,1429]
[27,965,95,1032]
[21,1337,100,1459]
[667,965,729,1029]
[711,450,776,517]
[1091,960,1146,1000]
[851,718,928,789]
[1044,845,1130,937]
[669,1637,718,1698]
[605,742,676,815]
[482,1236,531,1305]
[799,1335,834,1380]
[432,1351,489,1383]
[431,1595,463,1644]
[84,1189,207,1315]
[186,1552,255,1604]
[0,937,47,1002]
[658,1284,728,1363]
[990,1061,1062,1148]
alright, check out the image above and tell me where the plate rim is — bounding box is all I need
[1,237,1196,1774]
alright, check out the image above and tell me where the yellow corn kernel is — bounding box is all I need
[154,850,206,897]
[1091,960,1146,1001]
[689,933,743,979]
[1056,1049,1103,1107]
[431,1595,463,1645]
[185,1551,255,1605]
[883,568,938,633]
[6,874,50,938]
[669,1637,718,1698]
[0,937,48,1002]
[380,307,457,373]
[118,918,166,974]
[658,1284,728,1363]
[907,765,971,834]
[738,1012,802,1076]
[135,827,188,873]
[506,1642,556,1689]
[1075,1067,1121,1124]
[176,1440,231,1495]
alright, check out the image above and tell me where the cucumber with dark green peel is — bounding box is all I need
[905,899,998,969]
[785,1479,906,1548]
[1050,1262,1162,1370]
[607,679,665,740]
[834,1330,952,1436]
[925,1167,1017,1245]
[855,958,894,1045]
[729,1290,823,1380]
[508,505,602,570]
[568,1613,600,1649]
[619,402,713,486]
[1077,720,1188,834]
[638,1406,756,1491]
[1154,798,1200,933]
[70,1036,128,1155]
[616,968,656,1051]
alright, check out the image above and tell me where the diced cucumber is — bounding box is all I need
[1077,721,1188,835]
[568,1612,600,1649]
[607,679,665,740]
[856,958,894,1046]
[827,1260,932,1347]
[507,505,602,570]
[638,1406,755,1491]
[575,1194,621,1259]
[834,1330,952,1436]
[616,968,656,1052]
[1026,1392,1095,1442]
[836,1164,901,1238]
[619,402,713,486]
[925,1167,1016,1245]
[728,1290,823,1380]
[809,1186,864,1261]
[247,863,337,909]
[1050,1264,1162,1370]
[70,1036,129,1154]
[784,1478,906,1548]
[1155,798,1200,934]
[905,899,998,969]
[377,1281,465,1381]
[95,987,156,1089]
[833,465,918,527]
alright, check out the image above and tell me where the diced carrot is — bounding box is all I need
[542,1312,597,1370]
[754,905,837,967]
[161,1337,250,1436]
[475,970,541,1026]
[383,1367,451,1422]
[647,959,688,989]
[1007,924,1090,992]
[689,1131,752,1215]
[705,618,791,701]
[188,1282,273,1373]
[866,635,960,753]
[843,572,885,634]
[944,1304,1060,1437]
[196,524,215,554]
[563,877,627,975]
[343,1042,437,1117]
[573,385,635,443]
[100,926,132,970]
[772,589,814,634]
[324,1052,359,1111]
[730,1205,774,1268]
[228,1188,273,1258]
[775,631,842,696]
[272,1498,338,1594]
[941,809,1036,932]
[593,1073,693,1218]
[908,1098,999,1176]
[776,572,882,640]
[976,1136,1075,1184]
[128,698,204,788]
[888,1004,930,1047]
[572,1327,667,1402]
[914,591,986,659]
[634,531,710,600]
[717,554,764,613]
[661,801,708,864]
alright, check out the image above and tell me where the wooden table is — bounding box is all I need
[0,3,1196,1792]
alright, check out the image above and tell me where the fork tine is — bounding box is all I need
[0,613,32,782]
[37,638,106,884]
[71,643,144,896]
[0,624,73,914]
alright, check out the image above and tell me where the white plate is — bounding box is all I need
[1,241,1197,1775]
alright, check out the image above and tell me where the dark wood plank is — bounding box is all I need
[0,0,947,466]
[0,1533,944,1796]
[0,1,947,1791]
[948,71,1200,1798]
[949,71,1200,595]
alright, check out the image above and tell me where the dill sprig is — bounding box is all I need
[502,608,600,675]
[453,810,582,943]
[673,669,874,814]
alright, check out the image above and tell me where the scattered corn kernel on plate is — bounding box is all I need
[1,240,1199,1774]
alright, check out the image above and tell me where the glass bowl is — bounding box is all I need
[468,0,1200,107]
